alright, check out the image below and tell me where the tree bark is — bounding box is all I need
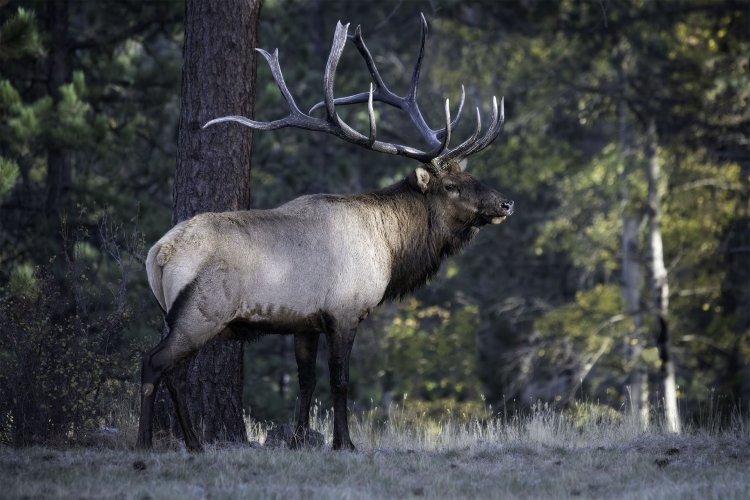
[724,159,750,413]
[166,0,262,444]
[645,118,680,433]
[45,0,71,218]
[622,216,649,426]
[736,160,750,413]
[618,104,648,429]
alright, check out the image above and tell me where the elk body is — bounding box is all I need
[137,16,513,452]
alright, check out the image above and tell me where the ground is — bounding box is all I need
[2,408,749,499]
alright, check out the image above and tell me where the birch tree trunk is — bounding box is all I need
[645,118,680,433]
[619,106,649,429]
[725,160,750,413]
[736,160,750,413]
[161,0,262,444]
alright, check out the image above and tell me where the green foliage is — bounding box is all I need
[535,285,629,351]
[531,285,633,404]
[0,7,42,60]
[0,263,140,446]
[0,79,20,108]
[381,299,483,403]
[7,262,37,298]
[535,143,637,273]
[0,157,19,198]
[52,72,92,145]
[564,401,624,428]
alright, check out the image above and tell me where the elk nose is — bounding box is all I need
[501,200,514,214]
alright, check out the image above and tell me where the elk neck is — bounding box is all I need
[347,179,478,302]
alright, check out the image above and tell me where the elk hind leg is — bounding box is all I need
[163,367,202,452]
[136,324,204,451]
[291,333,320,448]
[137,335,173,450]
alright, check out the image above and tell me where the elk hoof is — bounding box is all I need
[135,436,152,450]
[186,441,204,453]
[332,439,356,451]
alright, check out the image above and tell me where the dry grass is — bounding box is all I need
[2,404,749,499]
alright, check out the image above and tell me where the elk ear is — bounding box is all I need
[457,158,468,172]
[411,167,431,193]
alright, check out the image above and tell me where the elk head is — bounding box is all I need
[410,164,514,232]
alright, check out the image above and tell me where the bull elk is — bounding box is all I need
[137,14,513,451]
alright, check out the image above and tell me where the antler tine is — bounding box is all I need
[319,24,394,152]
[259,48,303,115]
[316,21,440,161]
[437,98,452,155]
[351,25,392,101]
[204,48,331,132]
[311,15,443,152]
[440,106,482,163]
[367,83,376,146]
[455,96,505,160]
[203,114,290,131]
[439,98,452,155]
[407,13,428,101]
[478,96,506,150]
[437,85,465,139]
[425,98,453,173]
[309,24,401,114]
[323,22,350,122]
[393,12,441,150]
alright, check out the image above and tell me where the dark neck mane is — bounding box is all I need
[349,180,477,302]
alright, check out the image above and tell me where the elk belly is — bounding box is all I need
[490,216,507,224]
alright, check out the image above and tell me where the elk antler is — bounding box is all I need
[204,14,504,172]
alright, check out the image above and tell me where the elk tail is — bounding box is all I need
[145,242,168,314]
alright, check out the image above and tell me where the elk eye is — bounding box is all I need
[444,184,459,195]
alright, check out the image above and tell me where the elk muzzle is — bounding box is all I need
[476,194,514,225]
[490,199,514,224]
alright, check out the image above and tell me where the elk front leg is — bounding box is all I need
[325,326,357,450]
[292,333,319,447]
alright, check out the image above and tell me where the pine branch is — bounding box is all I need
[0,7,43,60]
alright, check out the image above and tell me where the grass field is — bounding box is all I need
[2,405,749,499]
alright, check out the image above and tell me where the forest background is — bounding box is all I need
[0,0,748,446]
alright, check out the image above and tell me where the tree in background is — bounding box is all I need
[160,0,262,444]
[0,2,181,444]
[502,0,748,425]
[0,7,41,203]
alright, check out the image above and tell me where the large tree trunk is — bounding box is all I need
[618,104,648,430]
[165,0,262,444]
[645,118,680,433]
[43,0,74,266]
[45,0,71,218]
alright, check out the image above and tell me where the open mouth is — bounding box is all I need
[479,209,512,226]
[490,205,514,224]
